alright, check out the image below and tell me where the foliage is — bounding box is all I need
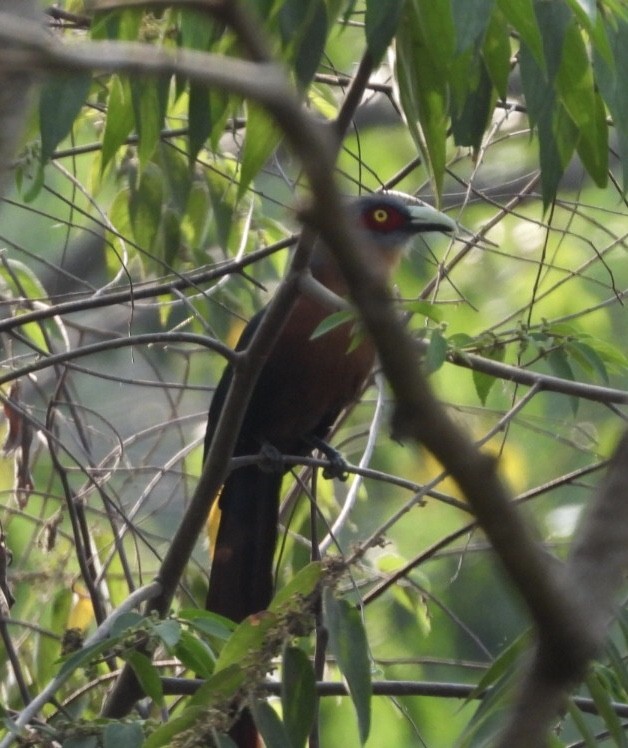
[0,1,627,747]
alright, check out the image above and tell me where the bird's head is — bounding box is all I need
[350,193,455,252]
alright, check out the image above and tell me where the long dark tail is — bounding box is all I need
[206,466,282,747]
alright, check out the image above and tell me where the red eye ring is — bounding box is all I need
[362,204,406,233]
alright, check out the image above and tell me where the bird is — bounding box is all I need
[202,192,455,745]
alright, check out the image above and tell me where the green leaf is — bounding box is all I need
[151,619,182,649]
[593,14,628,189]
[459,633,528,746]
[309,310,356,340]
[497,0,544,69]
[250,700,293,748]
[451,60,495,150]
[39,74,92,163]
[365,0,405,64]
[424,327,448,374]
[472,340,504,404]
[556,18,607,186]
[178,608,236,641]
[188,83,212,165]
[482,7,511,99]
[324,589,371,744]
[143,706,206,748]
[519,40,573,207]
[547,348,578,415]
[131,79,164,168]
[125,650,164,706]
[238,103,282,200]
[174,629,216,678]
[451,0,495,54]
[281,646,316,748]
[566,341,609,384]
[189,663,246,708]
[109,611,145,638]
[395,0,454,199]
[214,611,278,673]
[565,699,598,748]
[586,670,628,747]
[102,75,135,174]
[102,721,145,748]
[404,299,443,323]
[129,162,164,252]
[279,0,328,87]
[268,561,323,613]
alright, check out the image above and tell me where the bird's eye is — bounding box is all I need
[373,208,389,223]
[362,204,406,233]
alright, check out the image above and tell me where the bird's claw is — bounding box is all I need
[322,451,349,482]
[258,442,284,473]
[305,435,349,481]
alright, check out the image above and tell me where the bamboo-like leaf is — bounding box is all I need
[324,588,371,744]
[125,650,164,706]
[365,0,405,64]
[39,74,92,163]
[282,646,316,748]
[250,700,293,748]
[101,75,135,174]
[238,103,282,200]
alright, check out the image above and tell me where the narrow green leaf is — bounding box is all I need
[519,40,573,206]
[131,79,163,168]
[365,0,405,64]
[142,706,206,748]
[189,663,245,707]
[586,670,628,747]
[129,162,164,252]
[565,699,598,748]
[238,103,282,200]
[125,650,164,706]
[451,0,495,54]
[593,14,628,190]
[188,83,212,165]
[250,700,293,748]
[268,562,323,613]
[39,74,92,163]
[395,1,453,199]
[451,60,495,150]
[482,8,511,99]
[310,310,356,340]
[213,611,278,673]
[556,18,608,186]
[324,589,371,744]
[564,0,597,27]
[102,75,135,174]
[282,646,316,748]
[279,0,328,87]
[102,721,145,748]
[497,0,544,69]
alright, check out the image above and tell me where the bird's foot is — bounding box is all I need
[306,436,349,481]
[258,442,285,473]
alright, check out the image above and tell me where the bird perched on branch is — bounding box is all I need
[203,192,454,745]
